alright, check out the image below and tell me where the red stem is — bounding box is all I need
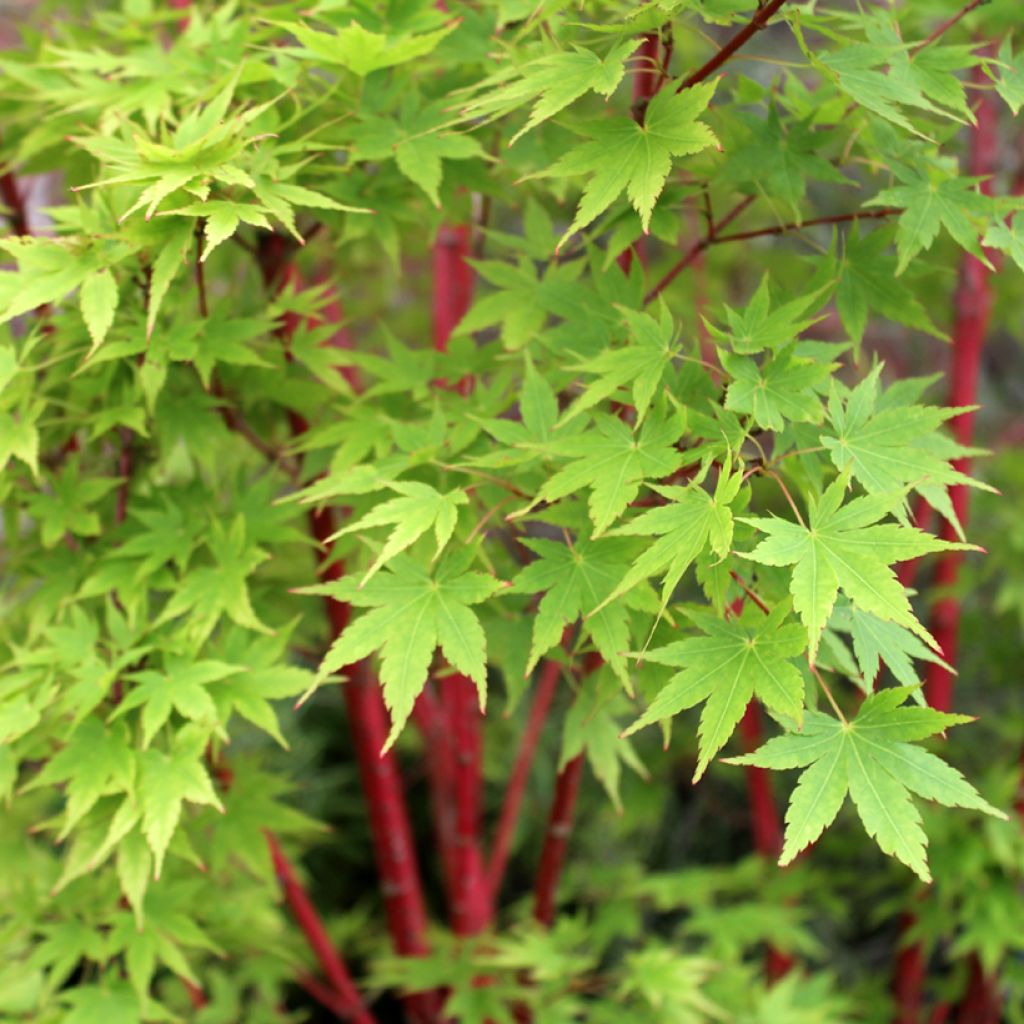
[444,671,491,934]
[487,656,563,902]
[266,833,377,1024]
[412,686,460,899]
[532,753,585,928]
[432,218,491,936]
[619,33,662,273]
[676,0,791,92]
[923,54,998,714]
[739,703,783,860]
[0,167,29,236]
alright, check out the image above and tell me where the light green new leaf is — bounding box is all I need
[112,660,240,747]
[704,275,827,355]
[513,410,683,536]
[330,481,468,584]
[138,746,223,878]
[742,476,973,662]
[868,171,992,274]
[722,345,832,431]
[26,717,134,839]
[116,830,152,928]
[729,688,1006,880]
[308,555,502,748]
[79,268,119,356]
[460,39,639,143]
[548,82,718,245]
[560,307,681,426]
[624,604,806,780]
[511,534,637,685]
[286,19,456,76]
[62,984,140,1024]
[597,473,738,613]
[847,607,951,691]
[993,36,1024,114]
[983,219,1024,274]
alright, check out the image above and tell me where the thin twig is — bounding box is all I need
[645,205,900,306]
[909,0,990,57]
[676,0,792,92]
[809,662,848,725]
[645,196,755,304]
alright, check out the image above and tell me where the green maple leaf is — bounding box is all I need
[331,481,468,584]
[817,42,951,138]
[61,984,140,1024]
[562,671,647,810]
[112,660,239,747]
[728,688,1006,880]
[992,36,1024,115]
[983,218,1024,274]
[741,476,971,662]
[843,606,951,691]
[79,268,119,356]
[283,19,456,77]
[624,604,806,780]
[704,275,826,355]
[720,107,850,214]
[350,103,485,207]
[868,169,993,274]
[307,554,502,748]
[560,307,681,426]
[460,39,640,143]
[158,517,272,643]
[26,717,134,839]
[548,81,718,245]
[595,470,740,613]
[138,740,223,879]
[511,534,637,685]
[834,229,940,349]
[821,367,989,538]
[514,409,683,536]
[722,345,833,431]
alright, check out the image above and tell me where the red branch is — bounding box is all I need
[620,33,662,272]
[676,0,791,92]
[487,656,563,902]
[644,202,901,305]
[909,0,990,57]
[0,167,29,236]
[412,686,460,899]
[266,833,377,1024]
[923,56,999,714]
[532,753,585,928]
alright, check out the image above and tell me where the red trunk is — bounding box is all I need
[432,218,491,938]
[954,958,1000,1024]
[896,55,999,1024]
[923,55,998,713]
[739,702,783,860]
[488,657,563,902]
[444,671,491,934]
